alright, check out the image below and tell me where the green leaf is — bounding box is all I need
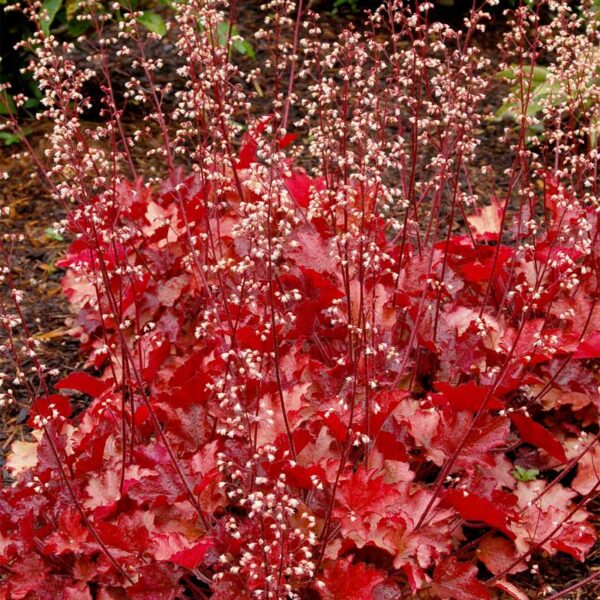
[23,98,40,109]
[67,16,92,37]
[136,11,167,37]
[0,91,16,116]
[495,65,563,123]
[0,127,31,146]
[229,120,246,131]
[332,0,358,11]
[215,21,231,47]
[0,131,21,146]
[44,227,64,241]
[65,0,79,21]
[214,22,255,58]
[512,465,539,482]
[232,37,255,58]
[40,0,63,36]
[24,79,43,110]
[498,64,548,84]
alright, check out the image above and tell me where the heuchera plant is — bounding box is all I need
[0,0,598,598]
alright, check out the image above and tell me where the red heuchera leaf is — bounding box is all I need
[0,555,93,600]
[433,558,490,600]
[42,507,89,555]
[140,334,171,382]
[283,463,327,490]
[494,579,529,600]
[476,535,526,575]
[319,559,385,599]
[444,488,515,539]
[434,410,509,471]
[335,469,401,520]
[512,482,596,561]
[573,331,600,359]
[28,394,72,427]
[210,580,251,600]
[278,133,298,149]
[166,538,214,569]
[550,522,597,561]
[572,442,600,495]
[435,382,503,412]
[237,117,273,168]
[55,372,110,398]
[363,483,455,590]
[5,439,38,476]
[238,139,257,169]
[323,411,348,442]
[369,390,408,434]
[125,564,183,600]
[72,421,113,474]
[466,197,504,240]
[510,413,567,463]
[284,172,317,209]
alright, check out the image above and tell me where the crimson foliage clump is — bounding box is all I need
[2,151,599,598]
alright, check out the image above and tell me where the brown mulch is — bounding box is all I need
[0,127,80,460]
[0,2,598,598]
